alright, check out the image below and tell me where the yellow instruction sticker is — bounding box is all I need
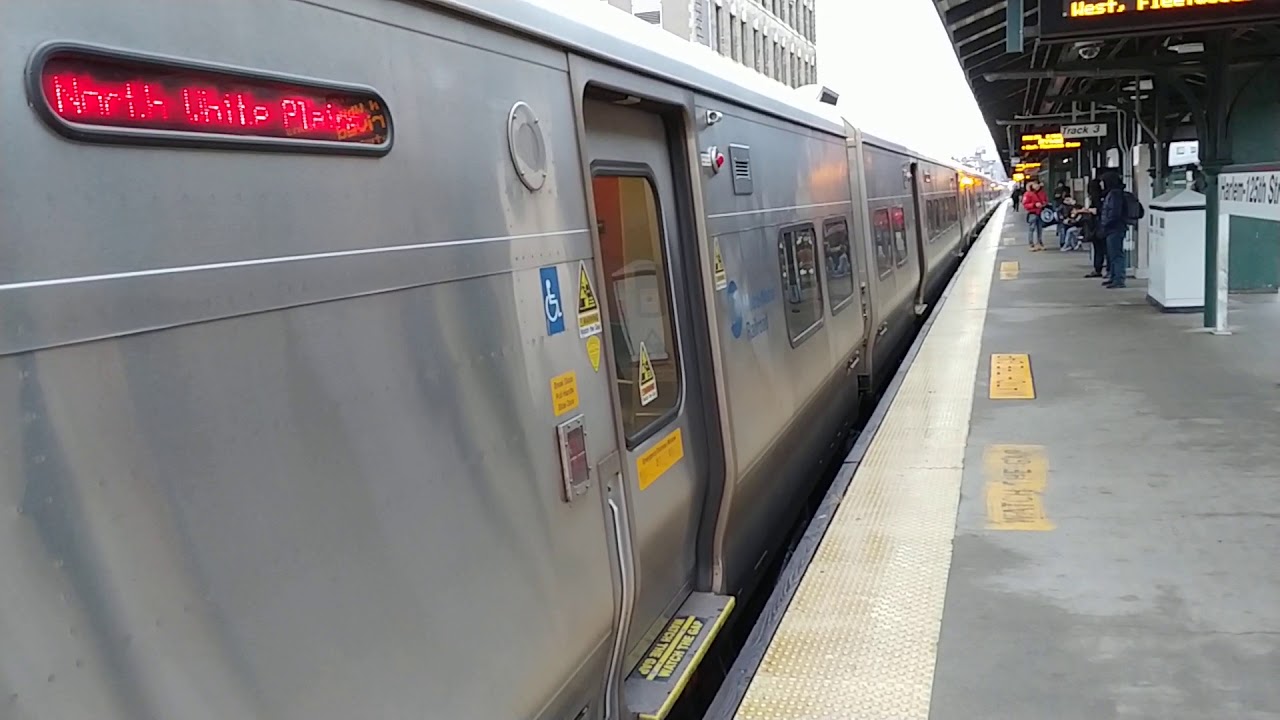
[577,261,603,339]
[586,335,602,373]
[713,238,728,291]
[634,615,705,681]
[638,342,657,406]
[637,428,683,491]
[550,371,579,416]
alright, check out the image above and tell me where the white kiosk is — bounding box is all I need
[1146,188,1207,312]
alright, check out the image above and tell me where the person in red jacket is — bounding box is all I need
[1022,180,1048,251]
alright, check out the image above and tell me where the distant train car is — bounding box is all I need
[0,1,1002,720]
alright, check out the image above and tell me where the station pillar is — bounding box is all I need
[1193,35,1232,331]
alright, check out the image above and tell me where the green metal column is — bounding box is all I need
[1202,35,1231,330]
[1202,162,1222,328]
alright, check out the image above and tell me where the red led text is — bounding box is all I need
[41,60,386,145]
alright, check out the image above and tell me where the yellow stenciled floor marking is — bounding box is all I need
[732,204,1010,720]
[984,445,1054,531]
[989,353,1035,399]
[999,260,1019,279]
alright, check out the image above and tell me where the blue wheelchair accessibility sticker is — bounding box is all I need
[540,266,566,336]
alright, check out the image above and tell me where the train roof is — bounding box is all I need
[858,130,994,182]
[424,0,998,183]
[429,0,846,134]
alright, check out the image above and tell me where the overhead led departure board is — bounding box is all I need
[1041,0,1280,41]
[29,43,392,154]
[1020,133,1082,153]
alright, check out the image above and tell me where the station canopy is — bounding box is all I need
[932,0,1280,170]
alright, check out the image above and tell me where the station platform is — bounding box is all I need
[708,204,1280,719]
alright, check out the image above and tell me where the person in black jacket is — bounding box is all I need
[1098,171,1128,289]
[1084,177,1108,278]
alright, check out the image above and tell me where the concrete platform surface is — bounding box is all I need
[930,210,1280,719]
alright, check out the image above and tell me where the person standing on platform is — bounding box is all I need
[1098,170,1128,289]
[1053,180,1069,203]
[1084,176,1108,278]
[1022,180,1048,251]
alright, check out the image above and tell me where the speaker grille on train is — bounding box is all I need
[729,144,753,195]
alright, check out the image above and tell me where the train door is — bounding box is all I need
[908,162,928,312]
[582,98,732,720]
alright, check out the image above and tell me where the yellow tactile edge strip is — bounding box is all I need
[734,206,1007,720]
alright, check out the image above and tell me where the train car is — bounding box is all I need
[0,1,1001,720]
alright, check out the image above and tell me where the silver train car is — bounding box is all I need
[0,1,1002,719]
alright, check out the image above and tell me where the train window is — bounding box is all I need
[777,224,825,345]
[927,199,939,242]
[872,208,894,277]
[890,206,909,266]
[592,173,682,445]
[822,217,856,314]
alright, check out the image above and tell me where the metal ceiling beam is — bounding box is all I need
[995,110,1123,125]
[962,37,1006,63]
[948,1,1008,32]
[955,12,1007,50]
[967,45,1028,75]
[1043,91,1132,104]
[984,53,1274,81]
[985,66,1162,81]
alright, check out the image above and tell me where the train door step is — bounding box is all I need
[624,592,735,720]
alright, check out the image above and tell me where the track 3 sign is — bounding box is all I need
[1061,123,1107,139]
[1042,0,1280,41]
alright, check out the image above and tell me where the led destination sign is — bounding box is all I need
[30,43,392,154]
[1042,0,1280,40]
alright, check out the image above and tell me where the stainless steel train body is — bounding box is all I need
[0,1,1001,719]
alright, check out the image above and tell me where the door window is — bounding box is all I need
[777,224,824,345]
[822,217,856,313]
[593,173,682,445]
[872,208,893,277]
[890,205,909,266]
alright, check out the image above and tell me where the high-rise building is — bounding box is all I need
[600,0,818,88]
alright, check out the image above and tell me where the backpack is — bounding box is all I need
[1123,191,1145,223]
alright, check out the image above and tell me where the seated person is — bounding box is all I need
[1059,197,1094,252]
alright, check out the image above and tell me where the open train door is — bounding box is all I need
[574,80,733,720]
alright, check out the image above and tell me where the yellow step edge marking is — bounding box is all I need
[989,353,1035,399]
[999,260,1019,279]
[984,445,1054,531]
[638,596,736,720]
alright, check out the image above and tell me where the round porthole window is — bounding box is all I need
[508,101,548,192]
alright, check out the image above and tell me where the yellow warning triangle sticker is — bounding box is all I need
[577,261,603,339]
[638,342,657,406]
[713,238,728,290]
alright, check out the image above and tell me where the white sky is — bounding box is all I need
[817,0,997,163]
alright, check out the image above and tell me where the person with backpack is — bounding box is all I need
[1098,170,1143,288]
[1022,179,1048,251]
